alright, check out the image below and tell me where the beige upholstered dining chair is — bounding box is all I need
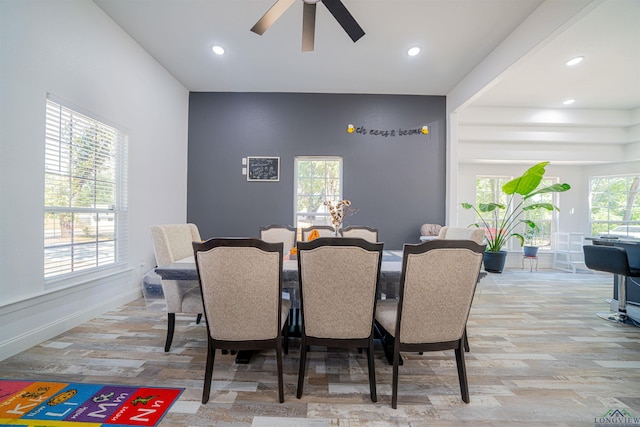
[193,238,290,404]
[301,225,335,240]
[341,225,378,242]
[259,224,297,255]
[150,223,204,352]
[296,237,383,402]
[375,239,485,408]
[438,226,486,244]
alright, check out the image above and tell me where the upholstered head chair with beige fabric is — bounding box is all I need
[151,223,204,352]
[375,239,485,408]
[438,226,485,245]
[296,237,383,402]
[259,224,297,255]
[301,225,335,240]
[341,225,378,243]
[193,238,290,404]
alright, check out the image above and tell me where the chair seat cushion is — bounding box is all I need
[375,299,398,337]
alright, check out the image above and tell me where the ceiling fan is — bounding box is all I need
[250,0,365,52]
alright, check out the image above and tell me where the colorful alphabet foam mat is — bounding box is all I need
[0,380,183,426]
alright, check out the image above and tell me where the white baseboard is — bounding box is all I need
[0,288,140,361]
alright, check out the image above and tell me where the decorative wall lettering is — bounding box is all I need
[346,125,429,137]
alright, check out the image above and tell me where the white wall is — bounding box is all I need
[0,0,189,359]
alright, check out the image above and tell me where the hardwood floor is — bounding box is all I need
[2,269,640,426]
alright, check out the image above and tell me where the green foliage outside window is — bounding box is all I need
[590,175,640,236]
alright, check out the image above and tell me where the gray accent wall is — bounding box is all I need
[187,92,446,249]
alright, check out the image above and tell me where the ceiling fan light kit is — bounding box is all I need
[251,0,365,52]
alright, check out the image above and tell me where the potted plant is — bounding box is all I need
[522,222,542,257]
[462,161,571,273]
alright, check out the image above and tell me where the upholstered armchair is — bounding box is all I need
[150,223,204,352]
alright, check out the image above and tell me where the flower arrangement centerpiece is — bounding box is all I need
[324,199,352,236]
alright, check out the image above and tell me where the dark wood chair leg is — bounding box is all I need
[464,326,470,352]
[296,337,308,399]
[164,313,175,352]
[196,313,203,324]
[276,339,284,403]
[367,338,377,402]
[283,314,290,355]
[455,339,470,403]
[202,339,216,403]
[392,346,400,409]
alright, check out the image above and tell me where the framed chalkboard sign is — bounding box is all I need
[247,156,280,182]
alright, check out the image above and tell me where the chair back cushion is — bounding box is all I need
[438,226,485,245]
[301,226,335,240]
[341,226,378,243]
[260,225,297,255]
[399,241,484,344]
[194,239,283,341]
[298,238,382,339]
[151,223,201,266]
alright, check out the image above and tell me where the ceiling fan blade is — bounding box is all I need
[302,2,316,52]
[321,0,365,43]
[250,0,296,35]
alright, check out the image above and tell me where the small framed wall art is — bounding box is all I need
[247,156,280,182]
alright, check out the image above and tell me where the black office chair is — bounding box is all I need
[583,244,640,324]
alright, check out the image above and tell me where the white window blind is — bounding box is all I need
[44,96,128,280]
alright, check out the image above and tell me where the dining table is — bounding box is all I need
[154,249,405,303]
[155,249,486,364]
[155,250,404,363]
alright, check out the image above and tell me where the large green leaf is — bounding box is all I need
[478,202,505,212]
[522,202,558,211]
[525,183,571,199]
[502,161,549,196]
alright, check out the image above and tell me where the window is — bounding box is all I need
[294,157,342,230]
[590,175,640,238]
[475,175,559,250]
[44,95,128,281]
[475,175,510,244]
[523,177,559,249]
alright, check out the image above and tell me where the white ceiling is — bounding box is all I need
[92,0,640,112]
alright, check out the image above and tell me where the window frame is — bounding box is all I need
[44,94,128,284]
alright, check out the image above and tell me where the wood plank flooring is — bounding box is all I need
[2,269,640,426]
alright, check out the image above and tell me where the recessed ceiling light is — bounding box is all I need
[566,56,583,66]
[563,99,576,105]
[211,45,225,55]
[407,46,421,57]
